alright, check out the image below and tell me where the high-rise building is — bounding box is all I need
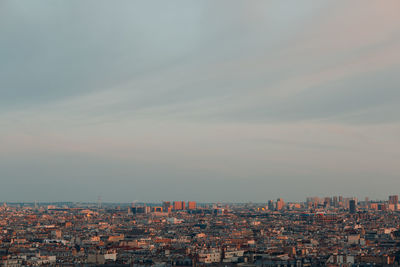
[324,197,331,208]
[173,201,185,210]
[349,199,356,214]
[389,195,398,210]
[188,201,197,210]
[162,201,171,212]
[268,200,274,211]
[276,198,285,211]
[389,195,398,205]
[333,196,338,208]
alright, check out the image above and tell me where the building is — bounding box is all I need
[267,200,274,211]
[88,253,117,265]
[349,199,356,214]
[198,250,221,264]
[131,206,150,214]
[187,201,196,210]
[162,201,171,212]
[389,195,398,210]
[276,198,285,211]
[173,201,185,210]
[324,197,331,208]
[333,196,339,208]
[152,206,163,212]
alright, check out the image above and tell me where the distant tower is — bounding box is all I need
[268,200,274,211]
[276,198,285,211]
[333,196,338,208]
[389,195,398,210]
[97,196,102,209]
[162,201,171,212]
[389,195,398,204]
[349,199,356,214]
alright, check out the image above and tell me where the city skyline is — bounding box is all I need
[3,195,400,206]
[1,1,400,202]
[2,194,400,266]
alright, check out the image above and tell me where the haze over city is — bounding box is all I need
[1,1,400,202]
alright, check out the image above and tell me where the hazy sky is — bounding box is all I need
[1,1,400,203]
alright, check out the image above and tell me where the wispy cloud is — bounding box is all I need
[1,0,400,201]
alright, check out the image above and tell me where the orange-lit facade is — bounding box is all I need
[188,201,196,210]
[173,201,185,210]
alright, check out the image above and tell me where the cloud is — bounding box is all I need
[1,0,400,201]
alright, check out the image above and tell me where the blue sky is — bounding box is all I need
[1,1,400,202]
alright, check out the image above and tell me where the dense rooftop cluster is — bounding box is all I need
[1,196,400,266]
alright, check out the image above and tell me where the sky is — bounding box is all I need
[1,1,400,203]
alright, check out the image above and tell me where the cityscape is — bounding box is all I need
[2,196,400,266]
[2,1,400,266]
